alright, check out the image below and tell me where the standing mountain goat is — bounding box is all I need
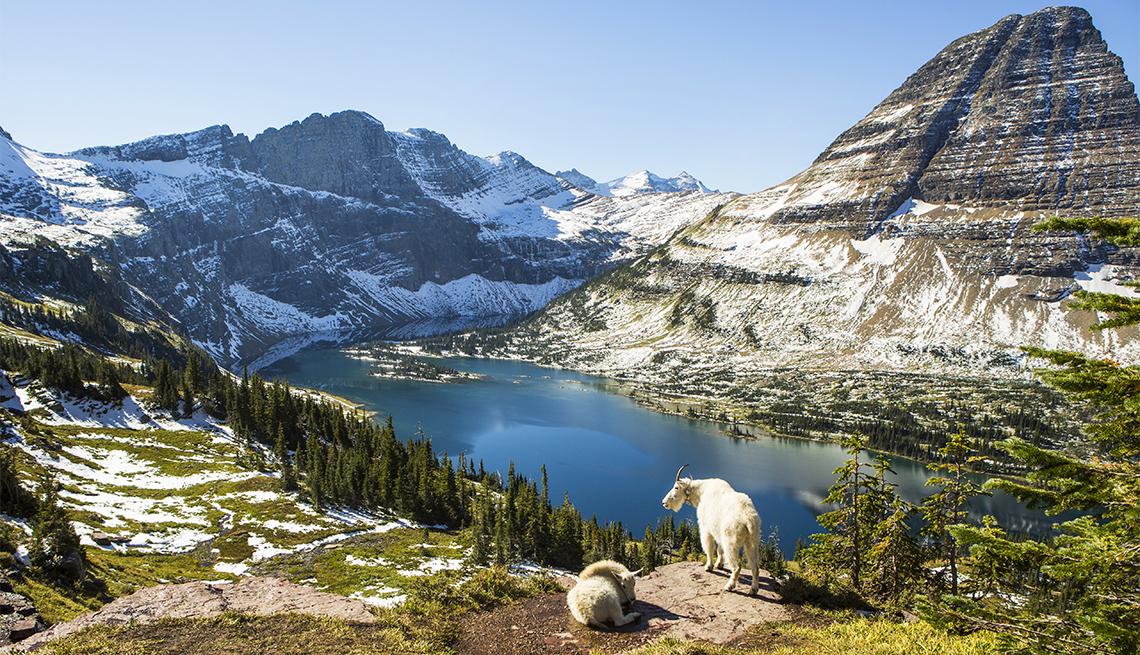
[567,560,642,628]
[662,465,761,594]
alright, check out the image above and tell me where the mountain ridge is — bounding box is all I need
[556,168,716,197]
[0,111,733,368]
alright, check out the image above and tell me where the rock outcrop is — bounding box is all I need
[13,577,375,651]
[735,7,1139,234]
[0,576,44,647]
[458,562,788,655]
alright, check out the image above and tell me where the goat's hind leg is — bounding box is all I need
[749,540,761,595]
[611,610,642,627]
[722,543,742,592]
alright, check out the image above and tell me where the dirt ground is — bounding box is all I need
[457,562,791,655]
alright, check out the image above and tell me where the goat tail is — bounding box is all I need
[749,514,761,561]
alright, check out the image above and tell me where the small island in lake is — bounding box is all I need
[345,346,483,383]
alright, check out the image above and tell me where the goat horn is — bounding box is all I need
[675,464,689,482]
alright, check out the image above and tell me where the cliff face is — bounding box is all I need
[736,7,1139,234]
[0,111,731,367]
[248,112,424,202]
[493,7,1140,387]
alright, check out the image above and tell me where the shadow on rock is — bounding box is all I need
[606,600,682,633]
[705,570,781,597]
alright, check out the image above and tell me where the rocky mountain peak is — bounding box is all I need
[730,5,1138,233]
[0,126,11,142]
[500,6,1139,394]
[399,127,455,147]
[76,124,249,168]
[555,168,599,190]
[0,107,732,367]
[596,170,714,197]
[248,110,422,202]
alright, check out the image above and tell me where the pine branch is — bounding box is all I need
[1033,216,1140,247]
[1069,291,1140,330]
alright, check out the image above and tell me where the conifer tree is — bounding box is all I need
[96,361,126,401]
[866,496,922,605]
[29,476,84,582]
[641,526,660,573]
[936,218,1140,655]
[152,359,180,412]
[805,433,877,590]
[274,425,297,492]
[0,448,34,518]
[920,429,987,595]
[180,379,195,418]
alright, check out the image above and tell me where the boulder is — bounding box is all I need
[0,590,45,646]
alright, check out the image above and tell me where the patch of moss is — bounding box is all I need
[37,612,442,655]
[211,530,256,563]
[11,576,97,625]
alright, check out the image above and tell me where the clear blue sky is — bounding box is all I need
[1,1,1136,192]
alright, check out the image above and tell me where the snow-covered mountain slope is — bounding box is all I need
[0,372,400,557]
[487,7,1140,390]
[0,111,731,368]
[593,170,714,197]
[555,168,716,197]
[554,168,599,191]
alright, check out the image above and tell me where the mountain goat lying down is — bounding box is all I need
[661,465,761,594]
[567,559,642,628]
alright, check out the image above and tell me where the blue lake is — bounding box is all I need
[263,346,1051,554]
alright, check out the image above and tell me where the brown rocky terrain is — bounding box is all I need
[10,577,375,652]
[0,576,44,649]
[10,563,789,654]
[461,562,787,655]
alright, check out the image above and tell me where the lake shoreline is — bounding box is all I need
[381,344,1027,479]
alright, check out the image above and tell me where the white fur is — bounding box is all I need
[578,559,639,608]
[662,472,761,594]
[567,561,641,628]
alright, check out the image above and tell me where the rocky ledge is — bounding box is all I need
[11,577,375,652]
[458,561,789,655]
[0,574,44,647]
